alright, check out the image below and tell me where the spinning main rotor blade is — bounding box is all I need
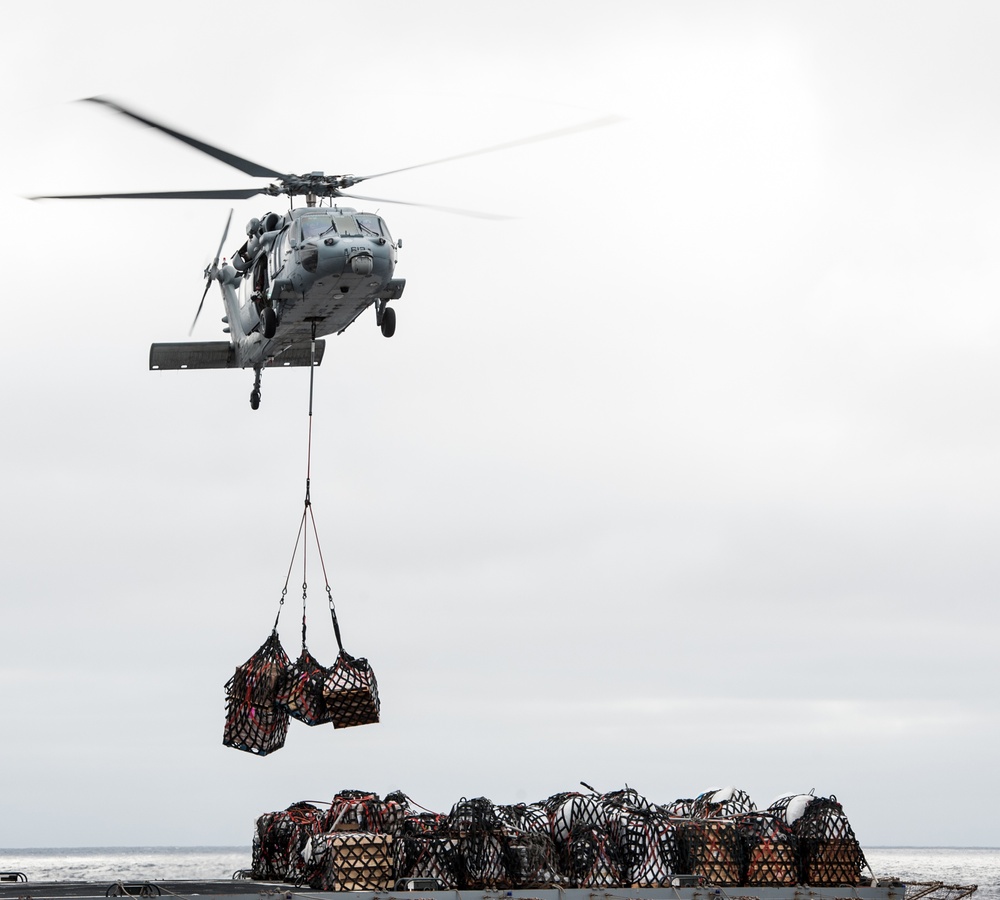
[29,188,268,200]
[84,97,288,180]
[356,114,624,183]
[339,192,512,220]
[191,209,234,335]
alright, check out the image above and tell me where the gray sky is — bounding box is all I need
[1,1,998,849]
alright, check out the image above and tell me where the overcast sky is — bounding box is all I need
[1,1,998,851]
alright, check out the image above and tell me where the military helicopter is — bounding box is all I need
[32,98,618,409]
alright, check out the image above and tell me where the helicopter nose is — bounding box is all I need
[351,254,374,276]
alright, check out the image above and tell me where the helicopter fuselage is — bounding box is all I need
[221,206,405,367]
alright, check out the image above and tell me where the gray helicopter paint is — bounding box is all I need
[151,206,405,373]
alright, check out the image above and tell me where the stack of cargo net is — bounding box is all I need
[249,785,869,890]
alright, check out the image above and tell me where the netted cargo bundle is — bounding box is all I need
[495,802,550,836]
[564,824,623,888]
[305,832,394,890]
[736,812,799,886]
[323,790,375,831]
[660,798,697,817]
[276,647,333,726]
[693,786,757,818]
[676,819,743,886]
[223,631,290,756]
[609,808,682,887]
[544,792,605,844]
[448,796,502,832]
[789,796,866,886]
[601,786,653,814]
[322,789,409,835]
[252,801,326,882]
[457,829,513,888]
[324,650,380,729]
[505,830,562,887]
[394,821,461,888]
[443,797,516,888]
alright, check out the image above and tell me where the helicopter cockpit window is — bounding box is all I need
[332,215,363,237]
[355,214,382,237]
[300,216,333,240]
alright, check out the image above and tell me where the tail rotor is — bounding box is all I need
[191,208,233,335]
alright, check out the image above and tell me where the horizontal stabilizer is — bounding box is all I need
[150,342,234,369]
[149,340,326,370]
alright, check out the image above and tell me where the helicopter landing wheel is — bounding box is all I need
[380,306,396,338]
[250,389,260,410]
[260,307,277,339]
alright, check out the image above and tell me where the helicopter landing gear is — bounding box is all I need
[380,306,396,338]
[250,367,262,410]
[260,306,277,339]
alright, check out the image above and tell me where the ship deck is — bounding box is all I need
[0,881,909,900]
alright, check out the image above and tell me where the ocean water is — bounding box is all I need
[0,847,250,882]
[0,846,994,897]
[865,849,999,900]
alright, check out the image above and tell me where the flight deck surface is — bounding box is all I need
[0,882,909,900]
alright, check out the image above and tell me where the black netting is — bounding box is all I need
[601,787,652,814]
[394,818,461,888]
[792,796,866,886]
[305,832,394,890]
[676,819,743,886]
[275,648,333,726]
[448,796,501,832]
[251,802,325,882]
[324,650,380,729]
[564,824,622,888]
[458,830,511,888]
[445,797,514,889]
[660,798,696,817]
[322,790,409,835]
[736,812,799,886]
[693,787,757,818]
[495,802,550,835]
[223,631,290,756]
[544,792,604,844]
[609,809,682,887]
[506,830,562,887]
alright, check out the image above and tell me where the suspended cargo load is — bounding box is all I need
[223,631,290,756]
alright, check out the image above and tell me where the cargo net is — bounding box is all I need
[495,803,561,887]
[276,647,332,726]
[564,824,623,888]
[676,819,743,886]
[694,786,758,818]
[608,809,683,887]
[736,812,799,886]
[223,631,290,756]
[252,802,326,882]
[325,650,379,729]
[443,797,514,889]
[306,832,394,891]
[395,817,461,889]
[322,790,410,835]
[769,794,868,886]
[251,784,876,891]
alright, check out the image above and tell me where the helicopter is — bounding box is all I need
[31,97,619,409]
